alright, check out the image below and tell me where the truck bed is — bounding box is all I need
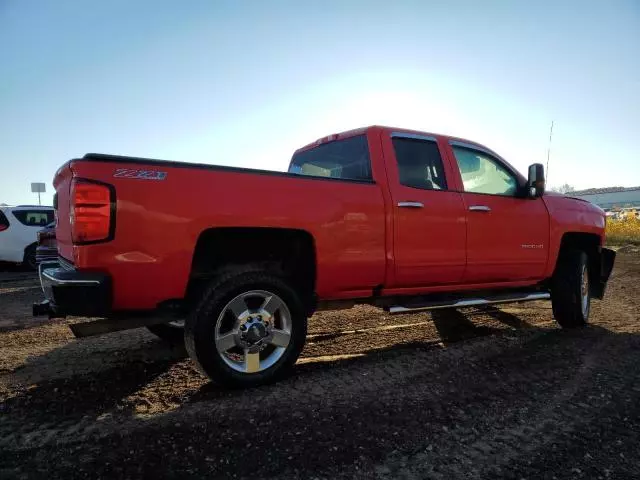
[53,153,387,310]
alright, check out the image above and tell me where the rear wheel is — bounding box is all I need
[551,249,590,328]
[185,269,307,388]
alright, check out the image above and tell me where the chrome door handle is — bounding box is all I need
[397,201,424,208]
[469,205,491,212]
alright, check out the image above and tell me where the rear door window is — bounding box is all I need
[12,210,55,227]
[288,135,372,181]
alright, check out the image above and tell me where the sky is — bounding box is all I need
[1,0,638,206]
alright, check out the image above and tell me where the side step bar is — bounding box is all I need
[388,292,550,314]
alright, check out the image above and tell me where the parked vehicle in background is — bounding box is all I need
[0,205,54,270]
[36,223,58,266]
[34,125,615,387]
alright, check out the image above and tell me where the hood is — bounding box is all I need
[545,190,602,206]
[561,193,605,212]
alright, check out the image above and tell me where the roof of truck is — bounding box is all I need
[294,125,497,157]
[80,126,519,182]
[293,125,524,183]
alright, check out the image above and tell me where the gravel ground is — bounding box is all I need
[1,252,639,479]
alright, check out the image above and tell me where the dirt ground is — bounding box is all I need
[1,252,639,479]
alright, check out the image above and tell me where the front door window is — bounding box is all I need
[452,146,518,196]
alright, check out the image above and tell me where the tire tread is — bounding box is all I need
[551,249,589,328]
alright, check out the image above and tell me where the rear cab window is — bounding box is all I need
[288,135,372,181]
[12,209,55,227]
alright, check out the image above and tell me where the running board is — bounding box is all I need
[388,292,550,314]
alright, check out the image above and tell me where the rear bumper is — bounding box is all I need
[592,247,616,299]
[33,260,112,317]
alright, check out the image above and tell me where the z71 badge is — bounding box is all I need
[113,168,167,180]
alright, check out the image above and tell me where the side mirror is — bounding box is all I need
[527,163,545,198]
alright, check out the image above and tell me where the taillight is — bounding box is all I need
[70,179,115,244]
[0,224,8,232]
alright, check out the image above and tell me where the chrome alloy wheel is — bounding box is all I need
[214,290,292,373]
[581,263,590,318]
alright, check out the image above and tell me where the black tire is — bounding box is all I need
[23,244,37,271]
[185,268,307,388]
[551,249,590,328]
[147,322,185,344]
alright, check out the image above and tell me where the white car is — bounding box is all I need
[0,205,55,269]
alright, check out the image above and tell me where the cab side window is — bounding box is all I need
[452,146,518,196]
[392,137,448,190]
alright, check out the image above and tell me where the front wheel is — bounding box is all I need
[185,269,307,388]
[551,249,590,328]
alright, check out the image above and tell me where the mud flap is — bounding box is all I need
[592,247,616,299]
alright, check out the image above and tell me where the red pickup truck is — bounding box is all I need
[34,126,615,387]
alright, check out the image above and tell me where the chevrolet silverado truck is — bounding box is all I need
[34,126,615,387]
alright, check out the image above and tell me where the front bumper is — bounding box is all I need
[33,260,112,317]
[592,247,616,299]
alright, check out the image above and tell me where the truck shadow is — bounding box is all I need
[2,330,189,410]
[431,308,499,344]
[0,304,573,426]
[188,308,553,402]
[472,305,535,329]
[3,323,637,479]
[187,322,605,405]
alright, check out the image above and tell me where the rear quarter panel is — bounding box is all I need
[66,160,387,310]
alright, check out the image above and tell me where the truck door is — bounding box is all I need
[382,132,467,287]
[448,141,549,283]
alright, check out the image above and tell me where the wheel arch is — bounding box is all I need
[187,227,317,311]
[552,232,602,292]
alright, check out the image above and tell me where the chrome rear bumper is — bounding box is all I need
[33,260,111,317]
